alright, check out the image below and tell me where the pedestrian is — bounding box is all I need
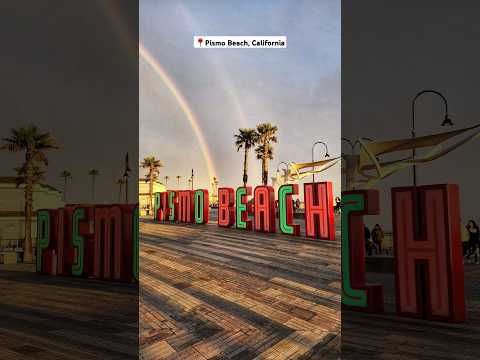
[364,225,373,256]
[371,224,384,255]
[466,220,480,264]
[461,222,470,259]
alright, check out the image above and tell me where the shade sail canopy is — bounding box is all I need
[275,157,340,185]
[344,124,480,189]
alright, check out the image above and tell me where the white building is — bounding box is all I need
[0,177,63,264]
[138,178,166,216]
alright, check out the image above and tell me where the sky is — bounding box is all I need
[139,0,341,196]
[342,0,480,229]
[0,0,138,204]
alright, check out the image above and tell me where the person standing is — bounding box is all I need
[371,224,384,255]
[364,225,373,256]
[466,220,480,264]
[462,222,470,259]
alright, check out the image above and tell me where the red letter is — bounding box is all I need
[178,190,195,223]
[254,186,276,233]
[304,182,335,240]
[156,192,169,221]
[94,206,122,280]
[218,187,235,227]
[278,184,300,236]
[236,187,252,230]
[392,185,465,322]
[341,190,384,313]
[194,189,209,224]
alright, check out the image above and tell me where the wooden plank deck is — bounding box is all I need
[139,219,341,360]
[342,266,480,359]
[0,267,138,359]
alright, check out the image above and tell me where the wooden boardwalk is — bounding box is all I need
[139,219,341,360]
[0,268,138,359]
[342,266,480,359]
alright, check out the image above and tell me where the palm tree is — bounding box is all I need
[256,123,278,185]
[141,156,163,214]
[176,175,181,189]
[60,170,72,202]
[1,125,58,263]
[88,169,100,202]
[234,128,258,187]
[116,178,125,203]
[164,175,169,188]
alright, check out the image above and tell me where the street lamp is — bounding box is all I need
[312,141,329,183]
[123,152,131,203]
[411,89,453,186]
[191,169,194,190]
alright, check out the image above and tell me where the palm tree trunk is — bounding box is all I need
[243,147,248,187]
[149,173,154,216]
[23,156,34,263]
[119,183,123,203]
[63,178,67,202]
[262,143,268,185]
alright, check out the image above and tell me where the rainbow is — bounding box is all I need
[139,43,217,181]
[100,1,217,182]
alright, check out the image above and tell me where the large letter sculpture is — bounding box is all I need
[178,190,195,223]
[37,204,138,283]
[342,190,384,313]
[94,206,122,280]
[304,182,335,240]
[36,210,51,273]
[168,191,178,221]
[278,184,300,236]
[154,192,169,221]
[218,187,235,227]
[154,192,161,220]
[236,187,252,230]
[392,185,465,322]
[254,186,276,233]
[194,189,209,224]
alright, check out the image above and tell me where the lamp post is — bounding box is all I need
[411,90,453,186]
[191,169,194,190]
[312,141,329,183]
[123,152,131,203]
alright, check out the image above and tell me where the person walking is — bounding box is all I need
[371,224,384,255]
[466,220,480,264]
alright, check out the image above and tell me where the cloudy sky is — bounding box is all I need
[139,0,341,196]
[0,1,138,204]
[343,0,480,229]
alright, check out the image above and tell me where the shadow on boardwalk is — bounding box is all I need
[0,267,138,359]
[342,266,480,359]
[140,218,341,360]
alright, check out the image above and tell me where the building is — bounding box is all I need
[138,178,166,216]
[0,177,63,264]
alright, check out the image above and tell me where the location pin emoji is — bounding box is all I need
[198,37,203,47]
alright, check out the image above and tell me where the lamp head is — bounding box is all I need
[441,114,453,126]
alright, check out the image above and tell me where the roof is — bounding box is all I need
[0,176,62,193]
[139,177,164,186]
